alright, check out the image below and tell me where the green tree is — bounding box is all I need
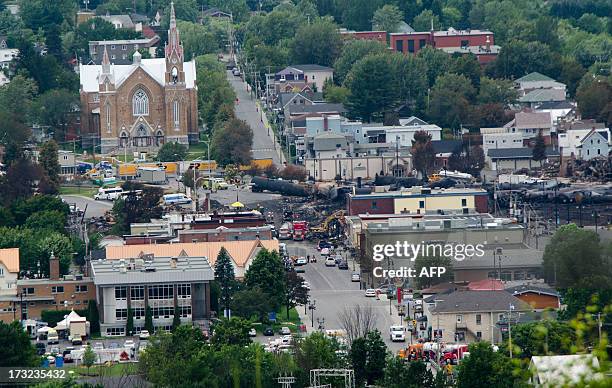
[428,73,476,129]
[111,183,163,235]
[510,320,575,357]
[232,287,274,321]
[172,305,181,332]
[350,330,387,386]
[211,118,253,166]
[451,54,482,89]
[323,84,350,104]
[285,271,309,319]
[156,141,187,162]
[487,40,560,79]
[576,77,612,126]
[372,4,403,33]
[215,247,236,314]
[126,306,134,336]
[211,317,252,347]
[87,300,100,335]
[412,10,440,32]
[176,20,218,59]
[244,249,286,309]
[532,130,547,166]
[413,254,454,288]
[382,358,436,388]
[577,13,605,34]
[290,19,342,67]
[457,342,525,388]
[417,47,452,87]
[144,305,154,333]
[333,39,387,84]
[477,77,517,105]
[558,57,586,97]
[542,224,611,288]
[344,53,399,122]
[38,140,61,192]
[82,345,97,376]
[410,131,436,180]
[294,332,340,385]
[24,210,66,233]
[341,0,384,31]
[32,89,78,143]
[0,321,38,367]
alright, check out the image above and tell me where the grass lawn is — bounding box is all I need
[59,186,97,197]
[250,306,303,334]
[186,142,210,159]
[66,362,139,377]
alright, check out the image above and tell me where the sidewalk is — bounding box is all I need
[255,100,286,165]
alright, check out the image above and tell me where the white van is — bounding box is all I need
[163,193,192,205]
[94,186,123,201]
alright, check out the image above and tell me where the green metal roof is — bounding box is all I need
[515,72,554,83]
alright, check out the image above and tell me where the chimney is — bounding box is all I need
[485,35,491,52]
[49,252,60,280]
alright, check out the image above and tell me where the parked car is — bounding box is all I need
[351,273,360,282]
[334,255,343,264]
[389,325,406,342]
[325,257,336,267]
[280,327,291,335]
[318,241,332,250]
[263,327,274,336]
[338,261,349,270]
[320,248,330,256]
[62,347,75,363]
[365,289,376,297]
[139,330,150,340]
[295,268,305,273]
[248,328,257,337]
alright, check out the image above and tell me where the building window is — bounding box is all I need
[419,200,425,209]
[152,306,174,318]
[111,54,116,60]
[476,314,482,325]
[407,40,415,53]
[75,285,88,293]
[115,286,127,300]
[115,308,128,321]
[461,198,467,207]
[24,287,35,295]
[155,130,164,146]
[105,103,111,132]
[111,45,116,50]
[122,54,127,60]
[0,268,3,277]
[456,314,463,323]
[132,89,149,116]
[93,94,99,103]
[51,286,64,294]
[396,40,403,52]
[476,331,482,340]
[122,45,127,50]
[419,39,426,48]
[133,307,145,319]
[371,201,377,210]
[148,284,173,300]
[177,284,191,298]
[131,285,144,300]
[180,305,191,317]
[173,100,180,128]
[106,327,125,336]
[460,40,469,47]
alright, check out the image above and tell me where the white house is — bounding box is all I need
[558,128,610,160]
[514,72,566,97]
[0,248,19,297]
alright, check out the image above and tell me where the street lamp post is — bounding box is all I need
[308,300,316,328]
[508,304,515,358]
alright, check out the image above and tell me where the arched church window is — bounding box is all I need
[156,130,164,146]
[171,67,178,84]
[132,89,149,116]
[120,131,129,147]
[173,100,180,128]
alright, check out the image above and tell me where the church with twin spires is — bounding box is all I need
[79,3,198,154]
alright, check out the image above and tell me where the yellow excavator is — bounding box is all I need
[308,210,346,240]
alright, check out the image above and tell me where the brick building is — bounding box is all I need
[0,253,95,323]
[390,28,498,64]
[79,3,198,152]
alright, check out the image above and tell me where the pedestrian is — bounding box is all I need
[306,254,310,262]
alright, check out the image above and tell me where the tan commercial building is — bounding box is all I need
[424,290,531,344]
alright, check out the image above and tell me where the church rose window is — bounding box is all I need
[132,89,149,116]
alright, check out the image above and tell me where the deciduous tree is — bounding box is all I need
[244,249,286,309]
[0,321,38,367]
[211,118,253,166]
[457,342,524,388]
[410,130,436,180]
[284,271,308,319]
[413,255,454,288]
[211,317,252,347]
[334,39,387,85]
[532,130,547,166]
[372,4,403,33]
[156,142,187,162]
[350,330,387,386]
[39,140,61,192]
[291,19,342,67]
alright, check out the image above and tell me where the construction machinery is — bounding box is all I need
[308,210,346,240]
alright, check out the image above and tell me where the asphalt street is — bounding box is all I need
[226,70,283,165]
[284,240,407,353]
[61,195,113,219]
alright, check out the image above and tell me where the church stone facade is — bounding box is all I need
[79,4,198,154]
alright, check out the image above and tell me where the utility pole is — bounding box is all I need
[508,304,515,358]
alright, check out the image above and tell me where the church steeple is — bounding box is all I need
[165,2,183,63]
[165,1,184,84]
[101,45,110,74]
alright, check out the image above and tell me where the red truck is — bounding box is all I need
[292,221,308,241]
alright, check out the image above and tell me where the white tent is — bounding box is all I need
[54,310,83,331]
[36,326,52,334]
